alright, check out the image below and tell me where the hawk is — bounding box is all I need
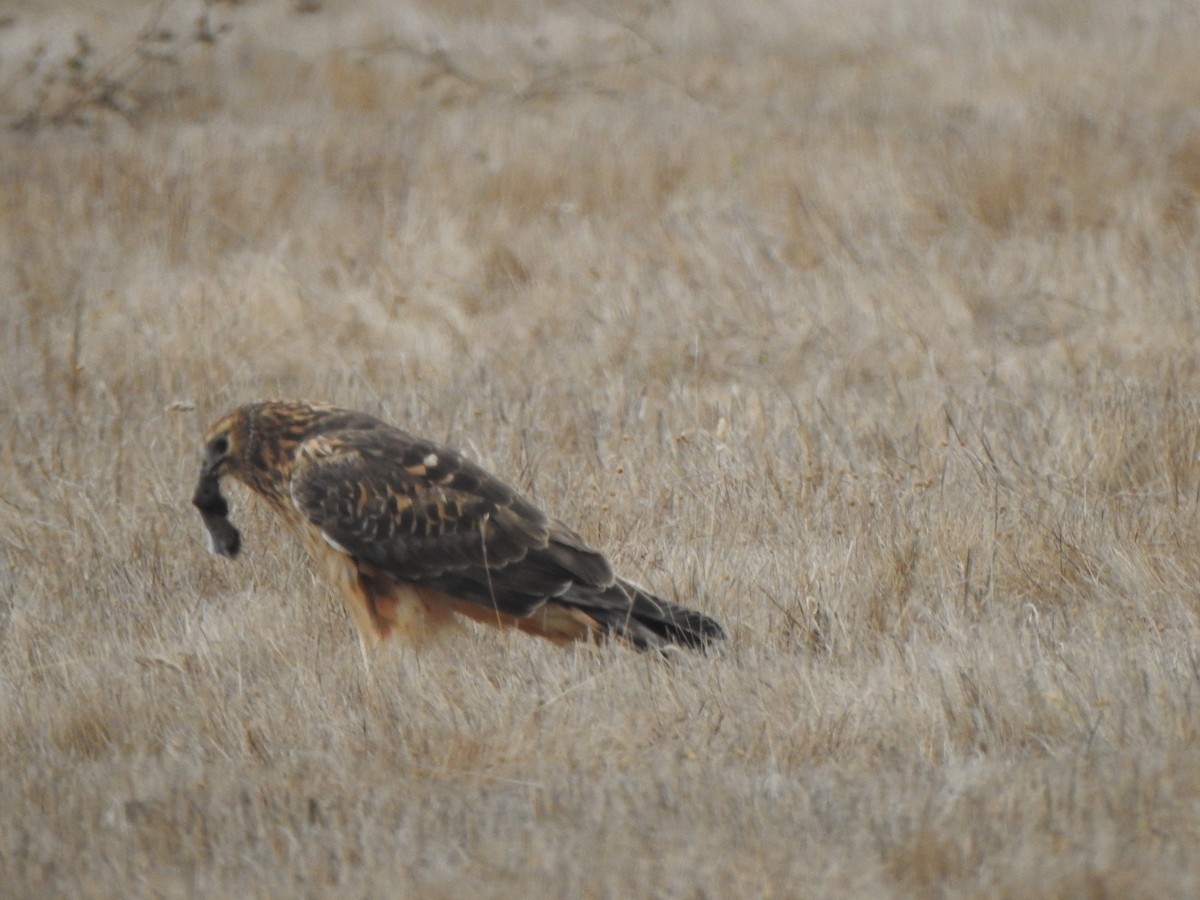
[192,400,726,654]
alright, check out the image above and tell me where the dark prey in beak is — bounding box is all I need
[193,470,242,558]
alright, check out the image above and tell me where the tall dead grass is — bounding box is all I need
[2,0,1200,895]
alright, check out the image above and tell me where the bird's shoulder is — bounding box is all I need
[290,418,549,536]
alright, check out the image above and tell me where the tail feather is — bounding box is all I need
[626,581,727,649]
[577,579,726,651]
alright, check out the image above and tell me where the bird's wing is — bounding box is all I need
[288,427,613,617]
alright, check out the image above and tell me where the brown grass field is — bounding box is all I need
[3,0,1200,895]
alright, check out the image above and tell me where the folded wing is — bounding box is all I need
[288,423,725,649]
[288,427,612,618]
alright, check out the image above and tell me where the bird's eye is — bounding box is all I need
[211,435,230,456]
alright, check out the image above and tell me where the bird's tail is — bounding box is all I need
[608,579,727,651]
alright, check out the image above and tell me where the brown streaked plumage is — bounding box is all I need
[192,400,726,655]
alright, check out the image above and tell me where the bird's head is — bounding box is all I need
[192,401,337,559]
[198,407,252,481]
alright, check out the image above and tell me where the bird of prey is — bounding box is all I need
[192,400,726,655]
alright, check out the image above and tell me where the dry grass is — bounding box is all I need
[3,0,1200,895]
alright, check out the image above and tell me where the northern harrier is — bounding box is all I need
[192,400,726,654]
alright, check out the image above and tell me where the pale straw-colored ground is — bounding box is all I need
[2,1,1200,895]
